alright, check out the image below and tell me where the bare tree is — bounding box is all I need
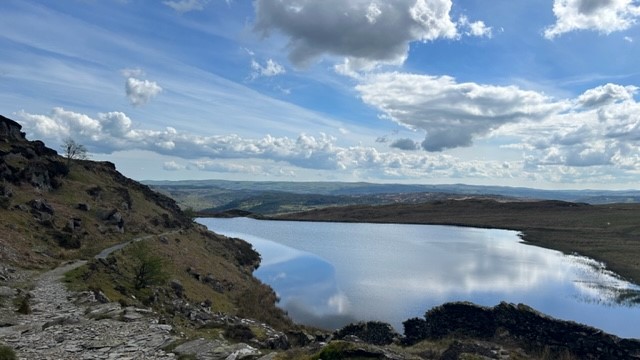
[61,138,89,165]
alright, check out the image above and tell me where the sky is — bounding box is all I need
[1,0,640,189]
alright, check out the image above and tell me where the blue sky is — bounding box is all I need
[2,0,640,189]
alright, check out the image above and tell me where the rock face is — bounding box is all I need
[403,302,640,359]
[0,115,25,141]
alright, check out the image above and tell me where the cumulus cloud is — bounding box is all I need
[16,107,510,180]
[16,82,640,185]
[544,0,640,39]
[125,77,162,106]
[254,0,488,70]
[356,72,566,151]
[577,83,638,108]
[250,58,286,79]
[163,0,210,13]
[499,84,640,170]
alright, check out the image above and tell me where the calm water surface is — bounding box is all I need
[198,218,640,338]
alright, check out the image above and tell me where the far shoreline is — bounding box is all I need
[201,199,640,286]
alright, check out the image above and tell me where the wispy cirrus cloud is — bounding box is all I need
[163,0,210,13]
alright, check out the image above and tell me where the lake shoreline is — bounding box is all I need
[200,216,640,340]
[264,199,640,286]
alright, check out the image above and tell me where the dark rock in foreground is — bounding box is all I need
[334,321,399,346]
[403,301,640,359]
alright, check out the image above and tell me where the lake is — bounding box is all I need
[198,217,640,338]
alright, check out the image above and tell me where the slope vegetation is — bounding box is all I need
[0,114,290,331]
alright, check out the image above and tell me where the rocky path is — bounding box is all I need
[0,260,177,359]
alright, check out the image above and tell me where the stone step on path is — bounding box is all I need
[0,260,177,360]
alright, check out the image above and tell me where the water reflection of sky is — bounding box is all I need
[198,218,640,339]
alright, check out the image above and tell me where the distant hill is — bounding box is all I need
[145,179,640,216]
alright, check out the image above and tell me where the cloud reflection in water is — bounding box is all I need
[200,218,640,337]
[221,232,355,328]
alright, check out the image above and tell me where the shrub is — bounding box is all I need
[15,295,31,315]
[129,242,168,290]
[0,345,17,360]
[224,325,256,342]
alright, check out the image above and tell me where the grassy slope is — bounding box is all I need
[0,127,291,332]
[275,199,640,285]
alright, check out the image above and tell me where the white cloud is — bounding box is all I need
[15,107,511,181]
[577,83,638,108]
[17,98,640,186]
[356,72,566,151]
[254,0,487,70]
[125,77,163,106]
[163,0,210,13]
[250,58,286,79]
[624,35,634,41]
[458,15,493,38]
[544,0,640,39]
[366,3,383,24]
[498,84,640,171]
[190,160,264,174]
[163,161,185,171]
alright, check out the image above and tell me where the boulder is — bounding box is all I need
[169,279,184,297]
[76,203,91,211]
[335,321,399,346]
[29,198,54,214]
[172,338,261,360]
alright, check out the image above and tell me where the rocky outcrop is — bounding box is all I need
[334,321,399,346]
[0,116,68,191]
[0,115,25,142]
[403,301,640,359]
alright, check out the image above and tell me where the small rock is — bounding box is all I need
[77,203,91,211]
[94,290,111,304]
[170,279,184,297]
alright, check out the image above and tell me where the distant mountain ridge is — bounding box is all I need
[143,180,640,214]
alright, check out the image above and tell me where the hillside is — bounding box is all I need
[0,115,294,357]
